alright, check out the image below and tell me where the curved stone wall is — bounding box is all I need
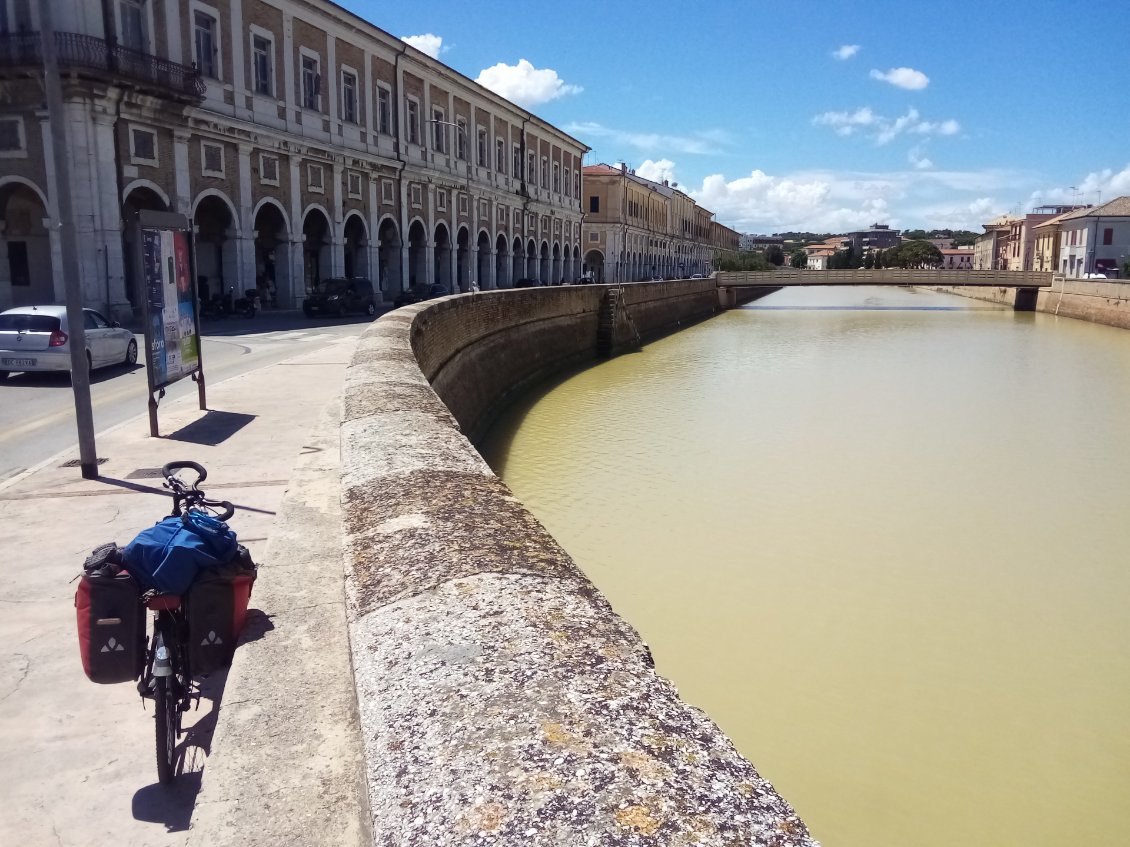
[340,282,817,846]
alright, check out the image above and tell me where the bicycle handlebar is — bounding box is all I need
[162,461,207,484]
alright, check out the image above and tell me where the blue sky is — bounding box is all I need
[341,0,1130,235]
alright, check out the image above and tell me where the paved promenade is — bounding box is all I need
[0,333,365,846]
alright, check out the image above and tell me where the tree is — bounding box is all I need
[789,249,807,268]
[863,252,874,269]
[888,240,943,268]
[765,245,785,266]
[715,251,773,272]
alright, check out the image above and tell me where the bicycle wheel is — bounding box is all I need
[154,677,178,784]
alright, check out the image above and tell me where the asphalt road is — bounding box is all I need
[0,311,378,485]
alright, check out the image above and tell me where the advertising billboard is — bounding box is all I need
[141,227,199,390]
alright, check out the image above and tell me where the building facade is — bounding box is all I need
[845,223,900,255]
[581,163,736,282]
[1056,197,1130,278]
[0,0,588,318]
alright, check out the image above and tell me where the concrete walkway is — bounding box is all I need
[0,336,366,846]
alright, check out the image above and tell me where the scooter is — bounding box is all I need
[232,288,259,319]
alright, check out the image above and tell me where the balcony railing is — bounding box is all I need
[0,31,204,100]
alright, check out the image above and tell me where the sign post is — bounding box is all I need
[136,210,206,436]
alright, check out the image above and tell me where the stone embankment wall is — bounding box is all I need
[927,279,1130,329]
[339,281,816,846]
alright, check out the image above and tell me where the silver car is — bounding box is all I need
[0,305,138,380]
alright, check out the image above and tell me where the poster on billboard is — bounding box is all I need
[141,226,200,390]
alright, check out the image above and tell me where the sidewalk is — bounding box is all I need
[0,335,365,846]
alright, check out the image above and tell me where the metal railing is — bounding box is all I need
[0,31,204,99]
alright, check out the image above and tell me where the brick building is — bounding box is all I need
[0,0,587,319]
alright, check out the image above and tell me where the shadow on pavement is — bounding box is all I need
[165,410,256,446]
[0,362,145,389]
[130,611,274,831]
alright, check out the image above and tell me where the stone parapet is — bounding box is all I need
[925,279,1130,330]
[340,282,817,845]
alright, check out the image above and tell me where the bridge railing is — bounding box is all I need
[717,268,1054,288]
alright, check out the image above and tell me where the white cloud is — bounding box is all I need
[814,106,960,145]
[1024,163,1130,208]
[833,44,861,60]
[565,121,728,156]
[475,59,581,109]
[636,159,677,184]
[671,160,1029,233]
[869,67,929,90]
[908,145,933,170]
[402,34,443,59]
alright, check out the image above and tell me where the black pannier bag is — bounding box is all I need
[75,561,145,684]
[186,546,257,677]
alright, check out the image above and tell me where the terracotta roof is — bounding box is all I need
[1060,196,1130,220]
[583,164,624,175]
[1033,209,1084,229]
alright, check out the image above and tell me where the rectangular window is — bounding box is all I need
[459,193,469,215]
[307,163,324,191]
[381,179,394,203]
[260,154,279,185]
[194,11,216,78]
[456,118,467,160]
[347,171,362,199]
[553,162,560,193]
[377,87,391,134]
[131,127,157,164]
[513,143,521,178]
[119,0,147,52]
[252,34,272,96]
[301,55,320,110]
[0,118,23,152]
[1103,227,1113,245]
[410,184,422,207]
[432,108,446,153]
[541,157,548,189]
[589,196,599,213]
[574,172,580,196]
[476,128,487,166]
[437,190,447,212]
[407,99,419,144]
[495,137,505,173]
[342,71,358,123]
[527,151,535,184]
[201,141,223,176]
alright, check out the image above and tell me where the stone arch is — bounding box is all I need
[512,236,524,286]
[0,179,53,307]
[490,231,505,289]
[539,240,550,285]
[120,178,170,209]
[456,225,471,292]
[301,205,333,291]
[551,241,561,285]
[378,215,402,295]
[572,244,581,281]
[407,219,428,289]
[584,249,605,283]
[193,191,240,305]
[253,200,290,308]
[476,230,494,291]
[433,221,452,290]
[526,238,537,281]
[343,211,369,280]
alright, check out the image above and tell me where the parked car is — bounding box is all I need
[690,274,705,279]
[1083,272,1108,279]
[428,283,450,298]
[577,274,595,284]
[302,277,377,317]
[0,305,137,380]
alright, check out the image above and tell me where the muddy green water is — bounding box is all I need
[479,286,1130,847]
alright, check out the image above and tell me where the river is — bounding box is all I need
[479,285,1130,847]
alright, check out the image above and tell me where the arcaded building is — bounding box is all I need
[0,0,588,319]
[581,163,736,283]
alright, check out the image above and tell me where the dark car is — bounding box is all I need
[393,283,430,307]
[303,277,376,317]
[428,283,450,298]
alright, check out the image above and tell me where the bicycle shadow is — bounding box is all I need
[130,609,275,831]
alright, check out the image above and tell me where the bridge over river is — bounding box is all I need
[716,269,1054,310]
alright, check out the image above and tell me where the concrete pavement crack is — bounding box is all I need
[0,653,30,703]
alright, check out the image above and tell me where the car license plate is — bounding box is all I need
[1,357,35,367]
